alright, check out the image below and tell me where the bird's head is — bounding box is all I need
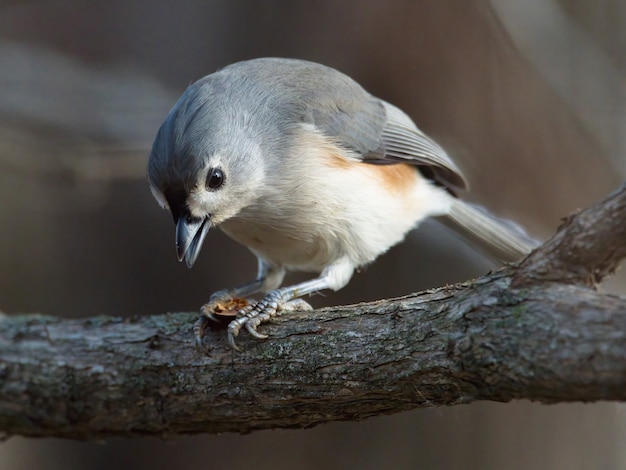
[147,77,266,268]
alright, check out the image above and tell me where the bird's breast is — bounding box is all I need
[218,156,452,273]
[219,214,339,272]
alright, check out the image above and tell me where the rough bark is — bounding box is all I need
[1,183,626,440]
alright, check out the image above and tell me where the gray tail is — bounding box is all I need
[437,199,539,262]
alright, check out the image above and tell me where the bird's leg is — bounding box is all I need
[194,259,284,347]
[227,258,354,350]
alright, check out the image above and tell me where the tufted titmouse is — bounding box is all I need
[147,58,536,349]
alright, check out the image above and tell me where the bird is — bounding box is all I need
[147,57,536,350]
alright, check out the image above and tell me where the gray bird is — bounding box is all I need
[147,57,536,349]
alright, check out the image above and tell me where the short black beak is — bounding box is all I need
[175,215,211,268]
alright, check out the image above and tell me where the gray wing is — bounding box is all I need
[377,101,468,191]
[298,66,467,191]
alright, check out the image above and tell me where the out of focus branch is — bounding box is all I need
[0,183,625,439]
[0,43,172,184]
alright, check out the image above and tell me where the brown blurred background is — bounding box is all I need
[1,1,625,469]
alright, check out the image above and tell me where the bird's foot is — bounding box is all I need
[227,291,313,350]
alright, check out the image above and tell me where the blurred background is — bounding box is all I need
[1,0,625,469]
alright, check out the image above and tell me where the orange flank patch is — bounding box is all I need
[304,126,418,194]
[366,162,418,193]
[324,151,418,194]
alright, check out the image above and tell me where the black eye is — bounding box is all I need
[206,167,224,190]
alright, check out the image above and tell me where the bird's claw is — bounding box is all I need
[197,289,313,350]
[193,314,211,350]
[226,290,288,350]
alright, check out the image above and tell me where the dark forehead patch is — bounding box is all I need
[163,186,190,222]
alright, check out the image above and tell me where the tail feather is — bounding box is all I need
[438,199,539,262]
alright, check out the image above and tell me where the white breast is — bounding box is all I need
[219,125,453,273]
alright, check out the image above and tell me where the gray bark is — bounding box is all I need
[1,183,626,440]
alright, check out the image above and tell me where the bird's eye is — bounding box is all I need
[206,167,225,190]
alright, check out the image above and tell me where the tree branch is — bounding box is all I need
[1,183,626,439]
[513,182,626,286]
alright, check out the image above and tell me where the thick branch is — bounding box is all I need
[513,181,626,286]
[1,183,626,439]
